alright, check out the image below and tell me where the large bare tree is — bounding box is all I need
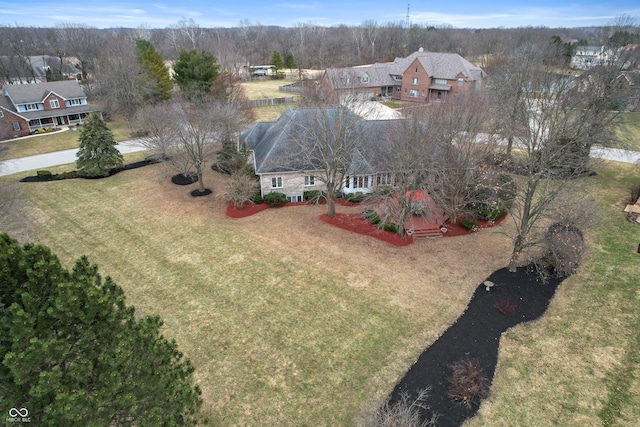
[489,39,630,271]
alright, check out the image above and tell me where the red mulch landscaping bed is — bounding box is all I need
[226,202,507,246]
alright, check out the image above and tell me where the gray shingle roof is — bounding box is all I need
[242,108,403,175]
[3,80,87,104]
[326,49,485,91]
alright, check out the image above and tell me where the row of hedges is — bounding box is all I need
[364,209,400,234]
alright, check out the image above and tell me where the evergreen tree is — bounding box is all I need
[172,49,220,100]
[135,38,172,103]
[76,113,123,177]
[283,53,296,71]
[270,51,284,78]
[0,233,203,426]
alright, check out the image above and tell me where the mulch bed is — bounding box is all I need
[19,159,157,182]
[225,201,507,246]
[171,173,198,185]
[389,266,563,426]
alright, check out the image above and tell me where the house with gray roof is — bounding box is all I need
[0,80,94,140]
[241,107,409,201]
[322,48,486,103]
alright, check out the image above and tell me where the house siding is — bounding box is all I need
[0,109,29,139]
[259,172,326,200]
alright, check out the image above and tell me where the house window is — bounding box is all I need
[11,122,22,131]
[49,98,60,108]
[353,176,370,189]
[287,195,302,202]
[24,103,38,111]
[271,177,283,188]
[361,76,369,83]
[415,67,418,72]
[395,87,401,92]
[0,110,3,118]
[345,176,350,188]
[412,77,418,85]
[435,79,447,85]
[457,78,464,86]
[304,175,315,186]
[409,89,418,98]
[68,98,82,106]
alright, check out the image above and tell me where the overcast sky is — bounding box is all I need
[0,0,638,29]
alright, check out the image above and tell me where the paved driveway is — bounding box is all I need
[0,140,147,177]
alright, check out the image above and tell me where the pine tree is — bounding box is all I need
[0,233,203,426]
[172,49,220,100]
[76,113,123,177]
[283,53,296,71]
[270,51,284,78]
[135,38,172,103]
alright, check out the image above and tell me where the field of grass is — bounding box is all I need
[241,78,301,100]
[12,159,640,425]
[618,112,640,151]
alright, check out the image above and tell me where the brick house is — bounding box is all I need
[0,80,94,140]
[240,107,446,202]
[322,48,486,103]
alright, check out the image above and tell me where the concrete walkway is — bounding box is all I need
[0,140,147,177]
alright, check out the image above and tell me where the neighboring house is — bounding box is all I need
[570,46,615,70]
[0,80,93,140]
[241,107,419,201]
[612,72,640,111]
[0,55,81,85]
[322,47,486,103]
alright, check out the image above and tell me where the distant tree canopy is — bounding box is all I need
[0,233,203,426]
[172,49,220,99]
[76,112,123,177]
[135,38,172,103]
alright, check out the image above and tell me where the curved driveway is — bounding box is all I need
[0,140,147,177]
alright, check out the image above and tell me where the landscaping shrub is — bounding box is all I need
[460,219,479,232]
[475,207,508,221]
[447,359,490,408]
[58,170,78,180]
[367,210,381,225]
[251,194,263,204]
[36,170,53,181]
[541,222,586,278]
[263,192,286,206]
[629,184,640,204]
[303,190,323,202]
[355,388,437,427]
[382,221,399,234]
[45,127,53,132]
[345,192,366,203]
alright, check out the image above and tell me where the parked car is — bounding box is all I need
[253,69,269,76]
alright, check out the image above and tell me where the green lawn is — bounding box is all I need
[617,112,640,151]
[13,158,640,425]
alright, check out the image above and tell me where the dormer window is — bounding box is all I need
[50,97,60,108]
[361,75,369,83]
[435,79,447,85]
[24,103,38,111]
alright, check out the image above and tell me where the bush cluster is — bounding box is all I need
[460,219,479,232]
[382,221,399,233]
[251,194,263,204]
[263,192,286,206]
[303,190,323,201]
[36,170,53,181]
[345,192,366,203]
[366,209,381,225]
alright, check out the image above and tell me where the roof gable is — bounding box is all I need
[2,80,86,105]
